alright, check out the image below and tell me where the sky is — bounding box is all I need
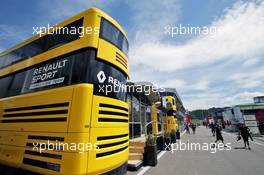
[0,0,264,110]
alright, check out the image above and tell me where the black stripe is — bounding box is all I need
[99,103,128,112]
[116,55,127,65]
[116,54,127,66]
[4,102,69,112]
[96,146,128,158]
[28,135,64,142]
[26,143,64,151]
[98,140,128,149]
[116,56,127,66]
[98,118,128,123]
[97,134,128,141]
[25,150,62,159]
[99,111,128,117]
[116,58,127,69]
[116,52,127,63]
[3,110,68,118]
[23,158,60,172]
[1,117,67,123]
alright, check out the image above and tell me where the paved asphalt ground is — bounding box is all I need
[128,127,264,175]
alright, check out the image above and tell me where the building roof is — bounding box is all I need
[254,96,264,98]
[235,103,264,110]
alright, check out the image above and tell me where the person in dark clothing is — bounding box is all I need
[185,125,190,134]
[215,124,225,144]
[211,123,215,136]
[191,124,196,134]
[239,124,253,150]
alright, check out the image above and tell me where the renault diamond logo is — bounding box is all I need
[97,71,106,83]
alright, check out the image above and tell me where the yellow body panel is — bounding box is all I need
[91,95,129,128]
[97,39,129,76]
[88,127,128,174]
[0,145,24,167]
[0,85,73,132]
[68,84,93,133]
[151,104,159,135]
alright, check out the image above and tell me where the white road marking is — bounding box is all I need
[157,150,167,159]
[137,131,186,175]
[253,141,264,147]
[136,166,151,175]
[137,151,166,175]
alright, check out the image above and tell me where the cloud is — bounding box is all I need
[193,81,210,91]
[163,79,186,90]
[130,0,264,71]
[242,58,260,67]
[127,0,181,43]
[228,91,264,104]
[127,0,264,110]
[229,68,264,89]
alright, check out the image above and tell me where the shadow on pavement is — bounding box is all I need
[233,147,246,149]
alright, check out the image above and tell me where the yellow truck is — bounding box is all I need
[0,8,129,175]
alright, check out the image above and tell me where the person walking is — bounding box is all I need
[211,122,215,136]
[185,124,190,134]
[238,124,253,150]
[215,124,225,145]
[191,124,196,134]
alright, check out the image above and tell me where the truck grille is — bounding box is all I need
[96,133,129,158]
[0,102,69,123]
[98,103,129,123]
